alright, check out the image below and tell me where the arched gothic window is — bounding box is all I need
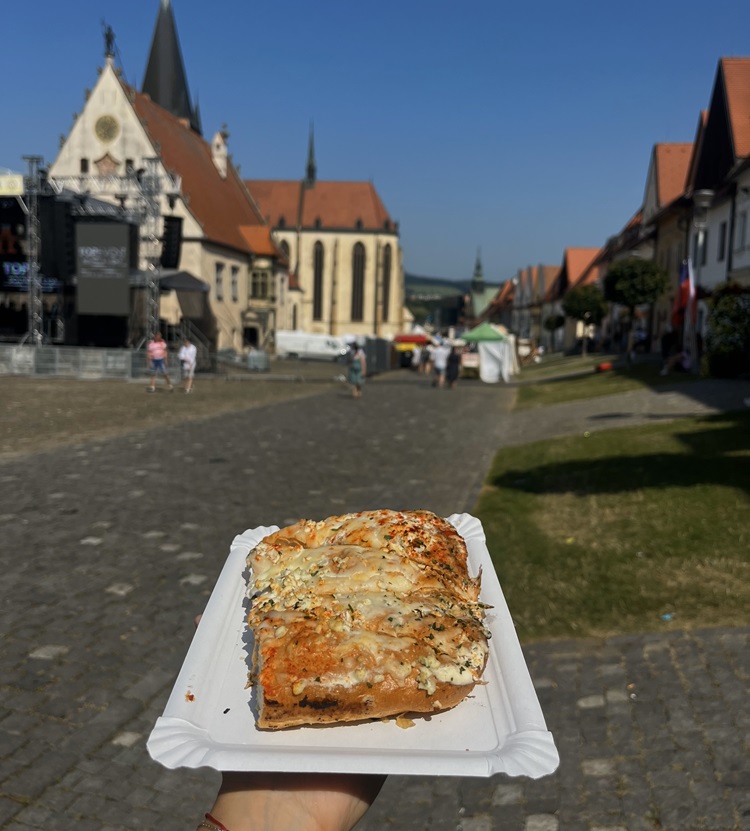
[381,244,392,323]
[351,243,365,322]
[313,241,324,321]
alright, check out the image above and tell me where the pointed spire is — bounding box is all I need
[142,0,201,133]
[472,247,484,290]
[305,122,317,187]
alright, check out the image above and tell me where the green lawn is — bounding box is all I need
[475,410,750,641]
[514,355,698,409]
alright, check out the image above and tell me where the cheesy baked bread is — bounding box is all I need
[245,509,490,729]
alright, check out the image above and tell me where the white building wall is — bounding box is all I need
[731,174,750,285]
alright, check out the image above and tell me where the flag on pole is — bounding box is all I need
[671,260,691,328]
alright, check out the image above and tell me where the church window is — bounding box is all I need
[382,244,392,323]
[313,241,324,321]
[279,240,290,261]
[231,266,239,302]
[80,159,89,174]
[351,243,365,322]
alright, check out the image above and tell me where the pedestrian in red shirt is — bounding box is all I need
[146,332,174,392]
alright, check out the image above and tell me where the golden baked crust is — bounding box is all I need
[246,510,489,730]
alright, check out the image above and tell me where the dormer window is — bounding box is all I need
[314,217,322,229]
[278,215,286,229]
[355,218,363,230]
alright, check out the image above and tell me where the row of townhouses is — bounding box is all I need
[482,56,750,357]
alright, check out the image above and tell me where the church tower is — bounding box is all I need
[142,0,202,133]
[471,248,484,294]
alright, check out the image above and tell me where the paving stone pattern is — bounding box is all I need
[1,372,749,831]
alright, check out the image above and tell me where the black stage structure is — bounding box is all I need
[0,187,198,348]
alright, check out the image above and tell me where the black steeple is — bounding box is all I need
[305,123,317,187]
[142,0,201,134]
[471,248,484,292]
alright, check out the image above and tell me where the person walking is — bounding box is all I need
[178,337,198,393]
[431,340,450,388]
[347,343,366,399]
[146,332,173,392]
[446,345,461,389]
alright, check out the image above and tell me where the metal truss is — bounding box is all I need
[52,159,182,344]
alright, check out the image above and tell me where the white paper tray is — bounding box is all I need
[147,514,559,778]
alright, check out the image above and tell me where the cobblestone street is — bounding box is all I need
[1,371,749,831]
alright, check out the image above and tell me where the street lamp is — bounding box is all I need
[689,188,714,372]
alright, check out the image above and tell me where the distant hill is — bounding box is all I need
[404,272,505,327]
[405,272,470,300]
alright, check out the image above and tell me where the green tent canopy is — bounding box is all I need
[461,322,507,342]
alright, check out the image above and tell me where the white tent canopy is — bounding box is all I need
[477,338,518,383]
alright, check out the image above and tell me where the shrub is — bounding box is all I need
[705,285,750,378]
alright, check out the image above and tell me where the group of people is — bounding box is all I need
[146,332,197,393]
[412,341,462,389]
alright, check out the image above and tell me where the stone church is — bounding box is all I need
[245,132,406,340]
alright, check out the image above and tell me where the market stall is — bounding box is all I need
[461,322,518,383]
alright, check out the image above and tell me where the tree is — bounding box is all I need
[543,314,565,333]
[603,258,669,358]
[562,284,607,356]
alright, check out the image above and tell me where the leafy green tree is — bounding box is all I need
[562,284,607,356]
[603,258,668,358]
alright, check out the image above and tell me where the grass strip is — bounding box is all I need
[515,358,698,409]
[475,410,750,641]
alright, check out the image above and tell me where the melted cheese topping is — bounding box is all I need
[246,510,489,719]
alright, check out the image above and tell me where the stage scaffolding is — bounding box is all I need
[32,158,182,346]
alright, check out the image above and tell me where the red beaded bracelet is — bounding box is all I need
[198,813,230,831]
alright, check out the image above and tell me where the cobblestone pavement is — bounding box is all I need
[1,372,749,831]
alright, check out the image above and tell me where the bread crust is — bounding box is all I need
[257,676,482,729]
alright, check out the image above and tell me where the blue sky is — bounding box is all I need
[3,1,749,283]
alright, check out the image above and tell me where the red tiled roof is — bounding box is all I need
[540,265,560,290]
[245,180,395,231]
[654,144,692,207]
[129,86,277,258]
[529,265,539,294]
[544,248,600,301]
[239,226,280,259]
[722,57,750,158]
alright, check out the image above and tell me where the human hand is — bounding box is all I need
[205,770,386,831]
[191,618,386,831]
